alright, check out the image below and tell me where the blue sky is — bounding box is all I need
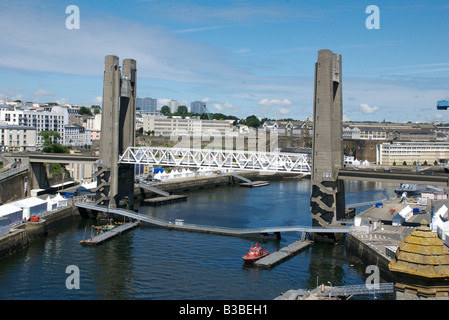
[0,0,448,122]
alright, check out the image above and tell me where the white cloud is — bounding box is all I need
[0,88,23,101]
[92,96,102,105]
[258,98,292,107]
[278,107,291,115]
[33,89,55,97]
[213,102,236,112]
[0,2,237,84]
[359,103,379,114]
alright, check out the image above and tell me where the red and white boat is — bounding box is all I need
[242,243,269,263]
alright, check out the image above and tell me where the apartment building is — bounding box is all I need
[142,115,233,137]
[0,124,37,151]
[0,105,96,148]
[63,124,92,147]
[0,106,69,145]
[137,97,157,113]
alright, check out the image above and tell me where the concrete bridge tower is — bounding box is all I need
[310,49,345,240]
[96,55,137,208]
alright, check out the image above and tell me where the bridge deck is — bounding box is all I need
[75,202,350,237]
[119,146,312,173]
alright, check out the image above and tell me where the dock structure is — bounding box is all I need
[138,183,188,206]
[143,194,188,206]
[138,184,170,197]
[231,173,269,188]
[239,181,270,188]
[276,283,394,300]
[80,221,140,246]
[254,239,313,268]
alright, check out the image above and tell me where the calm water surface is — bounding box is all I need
[0,179,396,300]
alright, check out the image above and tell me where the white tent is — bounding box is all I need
[159,171,169,181]
[437,221,449,240]
[432,205,448,233]
[0,217,9,236]
[398,205,413,221]
[11,197,47,220]
[46,196,58,211]
[183,168,194,178]
[81,181,97,189]
[0,204,23,226]
[52,193,68,208]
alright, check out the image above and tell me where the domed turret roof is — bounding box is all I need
[389,220,449,278]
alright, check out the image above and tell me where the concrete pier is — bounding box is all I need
[79,221,140,246]
[239,181,270,188]
[254,239,313,268]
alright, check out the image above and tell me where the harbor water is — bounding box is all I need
[0,179,396,300]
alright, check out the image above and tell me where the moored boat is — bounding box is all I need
[242,243,269,263]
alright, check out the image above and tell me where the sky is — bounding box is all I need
[0,0,448,122]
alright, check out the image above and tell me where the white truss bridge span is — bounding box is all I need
[119,147,312,174]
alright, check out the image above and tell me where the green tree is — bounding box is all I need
[78,106,92,116]
[161,105,171,116]
[245,115,261,128]
[39,131,69,153]
[176,105,188,117]
[91,105,101,115]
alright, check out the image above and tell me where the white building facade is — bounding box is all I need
[376,142,449,165]
[0,105,92,147]
[142,115,233,137]
[0,124,37,151]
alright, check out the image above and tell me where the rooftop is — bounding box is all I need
[388,220,449,279]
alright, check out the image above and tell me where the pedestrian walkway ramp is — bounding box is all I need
[231,174,252,184]
[138,184,170,197]
[75,202,350,237]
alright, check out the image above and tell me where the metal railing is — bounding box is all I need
[0,163,29,181]
[119,146,312,173]
[326,283,394,297]
[75,202,351,236]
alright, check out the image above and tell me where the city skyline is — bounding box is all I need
[0,1,448,123]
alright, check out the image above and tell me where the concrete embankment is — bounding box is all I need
[0,206,80,261]
[135,171,307,198]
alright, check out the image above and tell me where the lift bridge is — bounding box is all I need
[119,146,312,174]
